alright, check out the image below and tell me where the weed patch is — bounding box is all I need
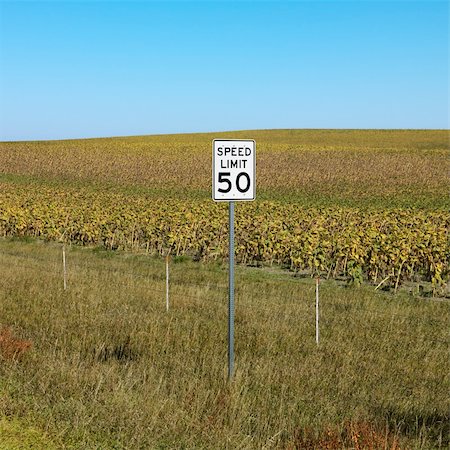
[0,328,32,361]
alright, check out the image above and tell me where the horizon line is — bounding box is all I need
[1,127,449,144]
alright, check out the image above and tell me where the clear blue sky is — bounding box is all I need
[0,1,448,141]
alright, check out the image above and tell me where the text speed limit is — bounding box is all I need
[212,139,256,201]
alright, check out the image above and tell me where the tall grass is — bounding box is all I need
[1,238,448,448]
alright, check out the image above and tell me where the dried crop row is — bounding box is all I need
[1,130,448,207]
[1,183,448,288]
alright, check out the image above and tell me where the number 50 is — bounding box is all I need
[218,172,251,193]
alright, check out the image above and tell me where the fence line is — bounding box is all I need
[3,249,448,312]
[1,248,449,334]
[3,256,448,346]
[2,246,448,300]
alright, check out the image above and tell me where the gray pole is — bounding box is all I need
[228,201,235,379]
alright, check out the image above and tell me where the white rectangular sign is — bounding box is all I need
[212,139,256,201]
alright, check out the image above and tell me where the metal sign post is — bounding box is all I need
[228,201,235,379]
[316,277,320,345]
[212,139,256,380]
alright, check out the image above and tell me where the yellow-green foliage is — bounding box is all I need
[0,183,448,288]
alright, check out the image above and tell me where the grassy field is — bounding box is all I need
[0,238,448,448]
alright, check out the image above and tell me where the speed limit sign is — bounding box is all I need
[212,138,255,379]
[212,139,256,201]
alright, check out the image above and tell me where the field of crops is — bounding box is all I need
[1,129,449,292]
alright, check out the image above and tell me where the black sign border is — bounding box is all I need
[212,139,256,202]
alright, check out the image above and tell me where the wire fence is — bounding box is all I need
[1,246,449,346]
